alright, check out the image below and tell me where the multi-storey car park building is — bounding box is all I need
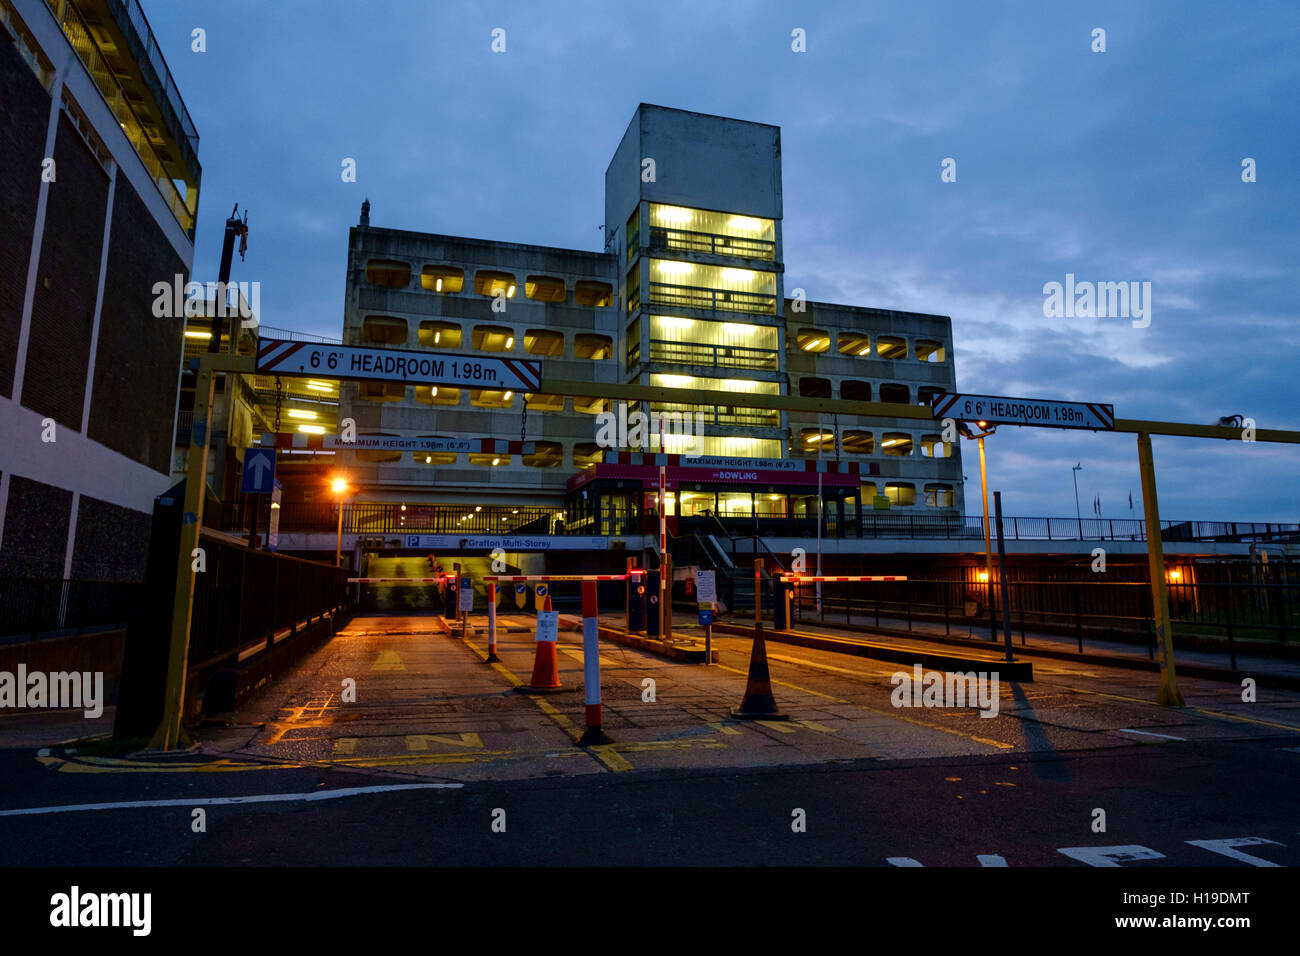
[282,104,963,553]
[0,0,200,585]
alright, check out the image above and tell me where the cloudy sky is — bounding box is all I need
[146,0,1298,522]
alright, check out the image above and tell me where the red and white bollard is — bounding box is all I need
[485,581,500,663]
[578,579,611,745]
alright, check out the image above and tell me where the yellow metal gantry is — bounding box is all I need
[150,369,1298,747]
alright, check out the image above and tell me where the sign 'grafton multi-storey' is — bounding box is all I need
[256,338,541,392]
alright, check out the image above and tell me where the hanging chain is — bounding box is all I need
[833,413,840,461]
[521,400,528,444]
[274,375,283,433]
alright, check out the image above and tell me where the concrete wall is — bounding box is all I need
[616,104,783,220]
[339,224,621,503]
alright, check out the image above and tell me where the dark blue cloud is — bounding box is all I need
[145,0,1299,520]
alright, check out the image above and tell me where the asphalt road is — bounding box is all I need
[0,737,1297,866]
[1,610,1297,867]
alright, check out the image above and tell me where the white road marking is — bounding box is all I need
[1117,728,1187,741]
[0,783,461,817]
[1186,837,1284,867]
[1058,845,1166,867]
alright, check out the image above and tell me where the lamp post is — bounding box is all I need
[959,421,998,640]
[959,421,997,602]
[332,477,349,568]
[1072,462,1083,539]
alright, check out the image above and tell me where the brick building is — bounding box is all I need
[0,0,201,583]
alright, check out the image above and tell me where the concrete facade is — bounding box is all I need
[329,103,964,524]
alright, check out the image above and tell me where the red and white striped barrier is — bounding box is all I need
[776,575,907,582]
[482,573,643,582]
[346,576,455,583]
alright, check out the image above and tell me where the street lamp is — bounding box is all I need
[331,477,350,568]
[1071,462,1083,539]
[958,421,997,599]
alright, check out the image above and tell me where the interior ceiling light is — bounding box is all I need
[656,205,692,224]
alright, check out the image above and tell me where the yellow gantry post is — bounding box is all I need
[148,362,216,750]
[1137,432,1184,707]
[149,353,254,750]
[977,435,993,604]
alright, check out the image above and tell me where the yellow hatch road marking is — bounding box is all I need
[1073,685,1300,734]
[405,733,485,751]
[372,650,406,671]
[793,719,838,733]
[1192,708,1300,734]
[463,636,634,773]
[713,662,846,703]
[706,721,743,736]
[558,647,620,667]
[715,654,1011,750]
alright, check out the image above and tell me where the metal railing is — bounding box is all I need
[112,0,199,153]
[239,499,1299,546]
[222,501,563,537]
[186,539,350,676]
[786,568,1299,663]
[648,338,780,371]
[256,325,343,345]
[0,578,141,638]
[650,400,781,428]
[45,0,194,234]
[648,282,777,315]
[649,226,776,261]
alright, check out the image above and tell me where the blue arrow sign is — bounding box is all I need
[241,447,276,494]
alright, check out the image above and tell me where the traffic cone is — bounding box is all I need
[730,617,787,719]
[516,591,567,693]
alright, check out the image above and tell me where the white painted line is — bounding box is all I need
[1280,747,1300,754]
[0,783,461,818]
[1117,728,1187,741]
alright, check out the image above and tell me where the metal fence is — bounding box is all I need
[0,578,141,639]
[788,564,1299,665]
[186,539,351,676]
[236,498,1299,546]
[221,501,564,538]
